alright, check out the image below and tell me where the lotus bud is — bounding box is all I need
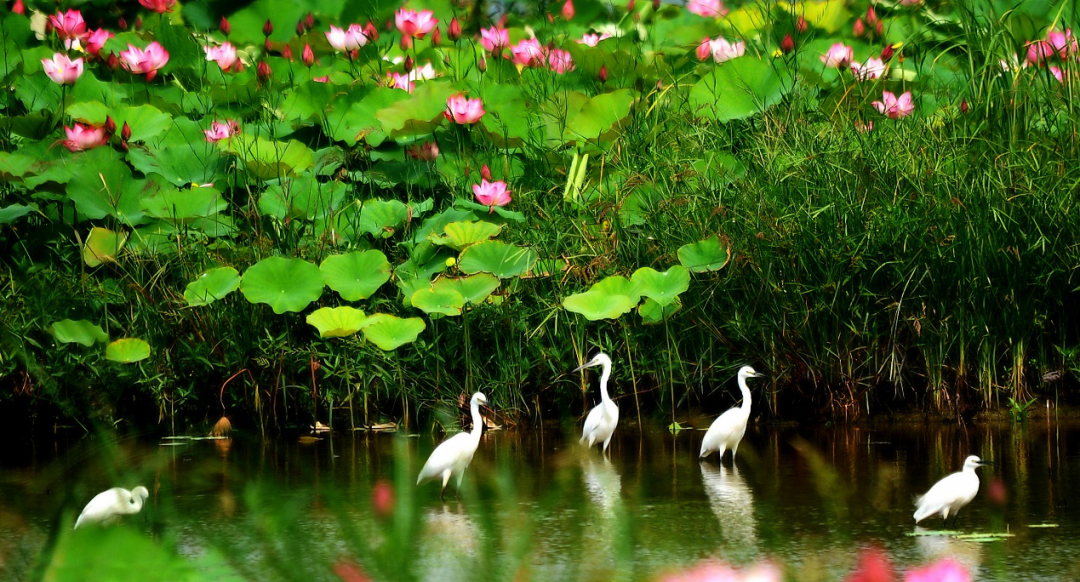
[45,19,53,34]
[264,38,272,53]
[134,16,143,30]
[118,16,127,30]
[562,0,575,20]
[478,57,487,72]
[400,35,412,50]
[598,64,608,83]
[364,21,378,42]
[282,44,293,61]
[796,15,807,34]
[106,52,119,69]
[404,56,414,72]
[627,0,636,12]
[875,20,883,36]
[960,99,969,114]
[853,18,865,37]
[296,20,305,37]
[121,121,131,141]
[257,60,271,83]
[220,16,231,36]
[546,13,554,23]
[305,12,314,30]
[652,0,660,10]
[262,19,273,37]
[104,116,116,134]
[880,44,895,61]
[12,0,25,15]
[448,17,462,41]
[431,26,442,46]
[780,33,794,54]
[481,164,492,180]
[302,44,314,67]
[497,14,507,28]
[866,6,878,26]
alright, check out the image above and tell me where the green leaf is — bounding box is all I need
[358,199,409,238]
[0,203,35,224]
[638,297,682,324]
[67,148,148,225]
[565,89,635,142]
[689,58,793,122]
[259,176,349,221]
[431,274,500,305]
[458,241,537,279]
[184,267,241,306]
[375,80,456,138]
[362,314,426,350]
[82,227,128,267]
[105,338,151,363]
[47,319,109,347]
[562,275,641,320]
[630,266,690,307]
[240,257,324,314]
[221,135,315,180]
[319,251,392,301]
[411,288,465,316]
[306,306,369,338]
[141,186,227,221]
[428,220,504,250]
[677,236,731,272]
[325,87,407,147]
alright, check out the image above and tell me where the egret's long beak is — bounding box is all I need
[978,460,995,466]
[573,361,593,373]
[750,371,764,378]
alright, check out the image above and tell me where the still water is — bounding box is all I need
[2,420,1079,580]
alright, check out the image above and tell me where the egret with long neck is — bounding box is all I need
[576,353,619,456]
[417,392,490,498]
[74,486,150,529]
[700,366,763,462]
[914,455,993,528]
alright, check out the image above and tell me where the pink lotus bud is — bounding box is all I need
[853,18,865,37]
[780,33,795,54]
[264,38,272,53]
[106,52,119,70]
[118,16,127,30]
[652,0,660,9]
[282,44,293,61]
[400,36,412,51]
[865,7,878,26]
[880,45,895,61]
[220,16,231,36]
[481,164,492,180]
[134,16,143,30]
[598,64,608,83]
[296,20,306,37]
[431,26,442,46]
[104,116,116,134]
[478,57,487,72]
[627,0,636,11]
[263,19,273,37]
[796,15,807,33]
[305,12,314,30]
[12,0,25,15]
[875,20,883,36]
[448,17,462,41]
[257,60,271,83]
[562,0,575,20]
[121,121,131,141]
[302,44,314,67]
[364,21,379,42]
[960,99,969,114]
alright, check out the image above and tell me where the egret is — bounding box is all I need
[74,486,149,529]
[699,366,763,462]
[575,353,619,456]
[914,455,993,527]
[417,392,489,498]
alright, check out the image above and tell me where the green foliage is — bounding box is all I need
[239,257,324,314]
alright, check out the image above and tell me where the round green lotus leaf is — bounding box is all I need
[689,58,793,122]
[432,274,500,305]
[428,220,504,250]
[105,338,151,363]
[591,275,642,304]
[83,227,128,267]
[358,199,408,238]
[563,291,637,321]
[630,266,690,307]
[320,250,391,301]
[677,236,731,273]
[306,306,369,338]
[412,288,465,317]
[458,241,538,279]
[638,297,683,324]
[240,257,324,314]
[184,267,241,306]
[48,319,109,347]
[361,314,426,350]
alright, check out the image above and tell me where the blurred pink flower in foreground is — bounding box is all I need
[445,94,485,124]
[851,57,886,80]
[658,559,781,582]
[872,90,914,119]
[1049,65,1064,83]
[1046,29,1078,58]
[204,42,239,71]
[904,558,970,582]
[577,32,612,47]
[64,123,108,152]
[821,43,854,67]
[389,72,414,92]
[696,36,745,63]
[395,9,437,39]
[473,179,512,210]
[407,142,439,161]
[547,49,574,73]
[686,0,728,18]
[42,53,83,85]
[1026,40,1055,65]
[333,560,372,582]
[86,28,112,56]
[846,548,895,582]
[139,0,176,13]
[509,38,545,66]
[204,120,240,143]
[480,26,509,52]
[119,42,170,80]
[326,24,368,52]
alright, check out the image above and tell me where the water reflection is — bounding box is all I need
[417,504,479,581]
[700,462,756,551]
[912,528,982,573]
[582,456,622,514]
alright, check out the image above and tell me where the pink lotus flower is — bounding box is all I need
[138,0,176,13]
[388,72,415,92]
[821,43,854,67]
[313,75,331,83]
[63,123,108,152]
[696,36,745,63]
[577,32,612,47]
[686,0,728,18]
[480,26,509,52]
[509,39,545,66]
[1050,65,1064,83]
[851,57,886,80]
[472,179,511,209]
[1047,29,1078,58]
[119,42,170,81]
[1027,40,1054,65]
[547,49,574,73]
[445,94,485,124]
[407,141,439,161]
[905,559,970,582]
[204,119,240,143]
[85,28,112,57]
[42,53,84,85]
[395,8,437,39]
[49,9,87,47]
[846,548,894,582]
[326,24,368,52]
[204,42,239,71]
[659,559,781,582]
[872,90,914,119]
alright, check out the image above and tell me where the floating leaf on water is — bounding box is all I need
[320,250,391,301]
[82,227,128,267]
[183,267,241,307]
[411,288,465,317]
[431,274,500,305]
[458,240,538,279]
[677,236,731,273]
[47,319,109,347]
[239,257,324,314]
[305,306,369,338]
[1029,523,1059,528]
[361,314,425,350]
[428,220,503,250]
[906,530,963,537]
[105,338,151,363]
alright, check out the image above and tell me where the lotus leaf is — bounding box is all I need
[240,257,324,314]
[320,251,392,301]
[67,148,148,225]
[362,314,426,351]
[376,81,457,138]
[412,288,465,317]
[221,134,315,180]
[47,319,109,347]
[0,203,35,224]
[306,306,369,338]
[141,186,227,221]
[105,338,151,363]
[689,58,793,122]
[429,220,504,250]
[565,89,635,142]
[458,241,538,279]
[83,227,128,267]
[184,267,241,307]
[631,266,690,307]
[432,274,500,305]
[638,297,683,324]
[359,199,409,238]
[678,237,731,272]
[563,275,641,320]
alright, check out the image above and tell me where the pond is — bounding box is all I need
[1,419,1078,580]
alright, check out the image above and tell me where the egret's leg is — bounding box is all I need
[602,437,611,457]
[732,444,739,462]
[440,469,451,500]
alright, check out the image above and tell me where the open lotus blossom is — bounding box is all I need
[42,53,84,85]
[547,49,574,73]
[407,141,439,161]
[904,558,970,582]
[472,179,512,209]
[119,42,170,81]
[445,94,485,124]
[388,72,415,92]
[1027,40,1055,65]
[872,90,914,119]
[313,75,331,83]
[577,32,612,47]
[1046,29,1078,58]
[204,42,239,71]
[395,9,437,39]
[821,43,854,67]
[686,0,728,18]
[49,9,87,47]
[480,26,509,52]
[1050,65,1064,83]
[851,57,886,80]
[63,123,108,152]
[138,0,176,13]
[696,36,745,63]
[85,28,112,57]
[509,39,545,67]
[658,559,781,582]
[204,119,240,142]
[326,24,368,52]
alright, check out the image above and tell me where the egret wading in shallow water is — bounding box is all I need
[417,392,489,498]
[74,486,149,529]
[700,366,763,462]
[576,353,619,456]
[914,455,993,528]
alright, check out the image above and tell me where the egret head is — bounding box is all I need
[471,392,489,407]
[574,352,611,373]
[131,486,149,502]
[738,365,763,379]
[963,455,992,470]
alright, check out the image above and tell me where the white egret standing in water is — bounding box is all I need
[575,353,619,456]
[417,392,489,498]
[914,455,993,527]
[74,486,149,529]
[699,366,763,462]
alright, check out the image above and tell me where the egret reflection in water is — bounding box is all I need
[700,462,757,551]
[417,504,480,580]
[582,456,622,514]
[913,527,982,573]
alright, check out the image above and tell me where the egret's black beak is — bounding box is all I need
[573,362,591,373]
[979,460,995,466]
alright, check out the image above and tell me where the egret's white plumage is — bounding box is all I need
[74,486,149,529]
[576,353,619,455]
[700,366,763,461]
[417,392,489,497]
[914,455,992,526]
